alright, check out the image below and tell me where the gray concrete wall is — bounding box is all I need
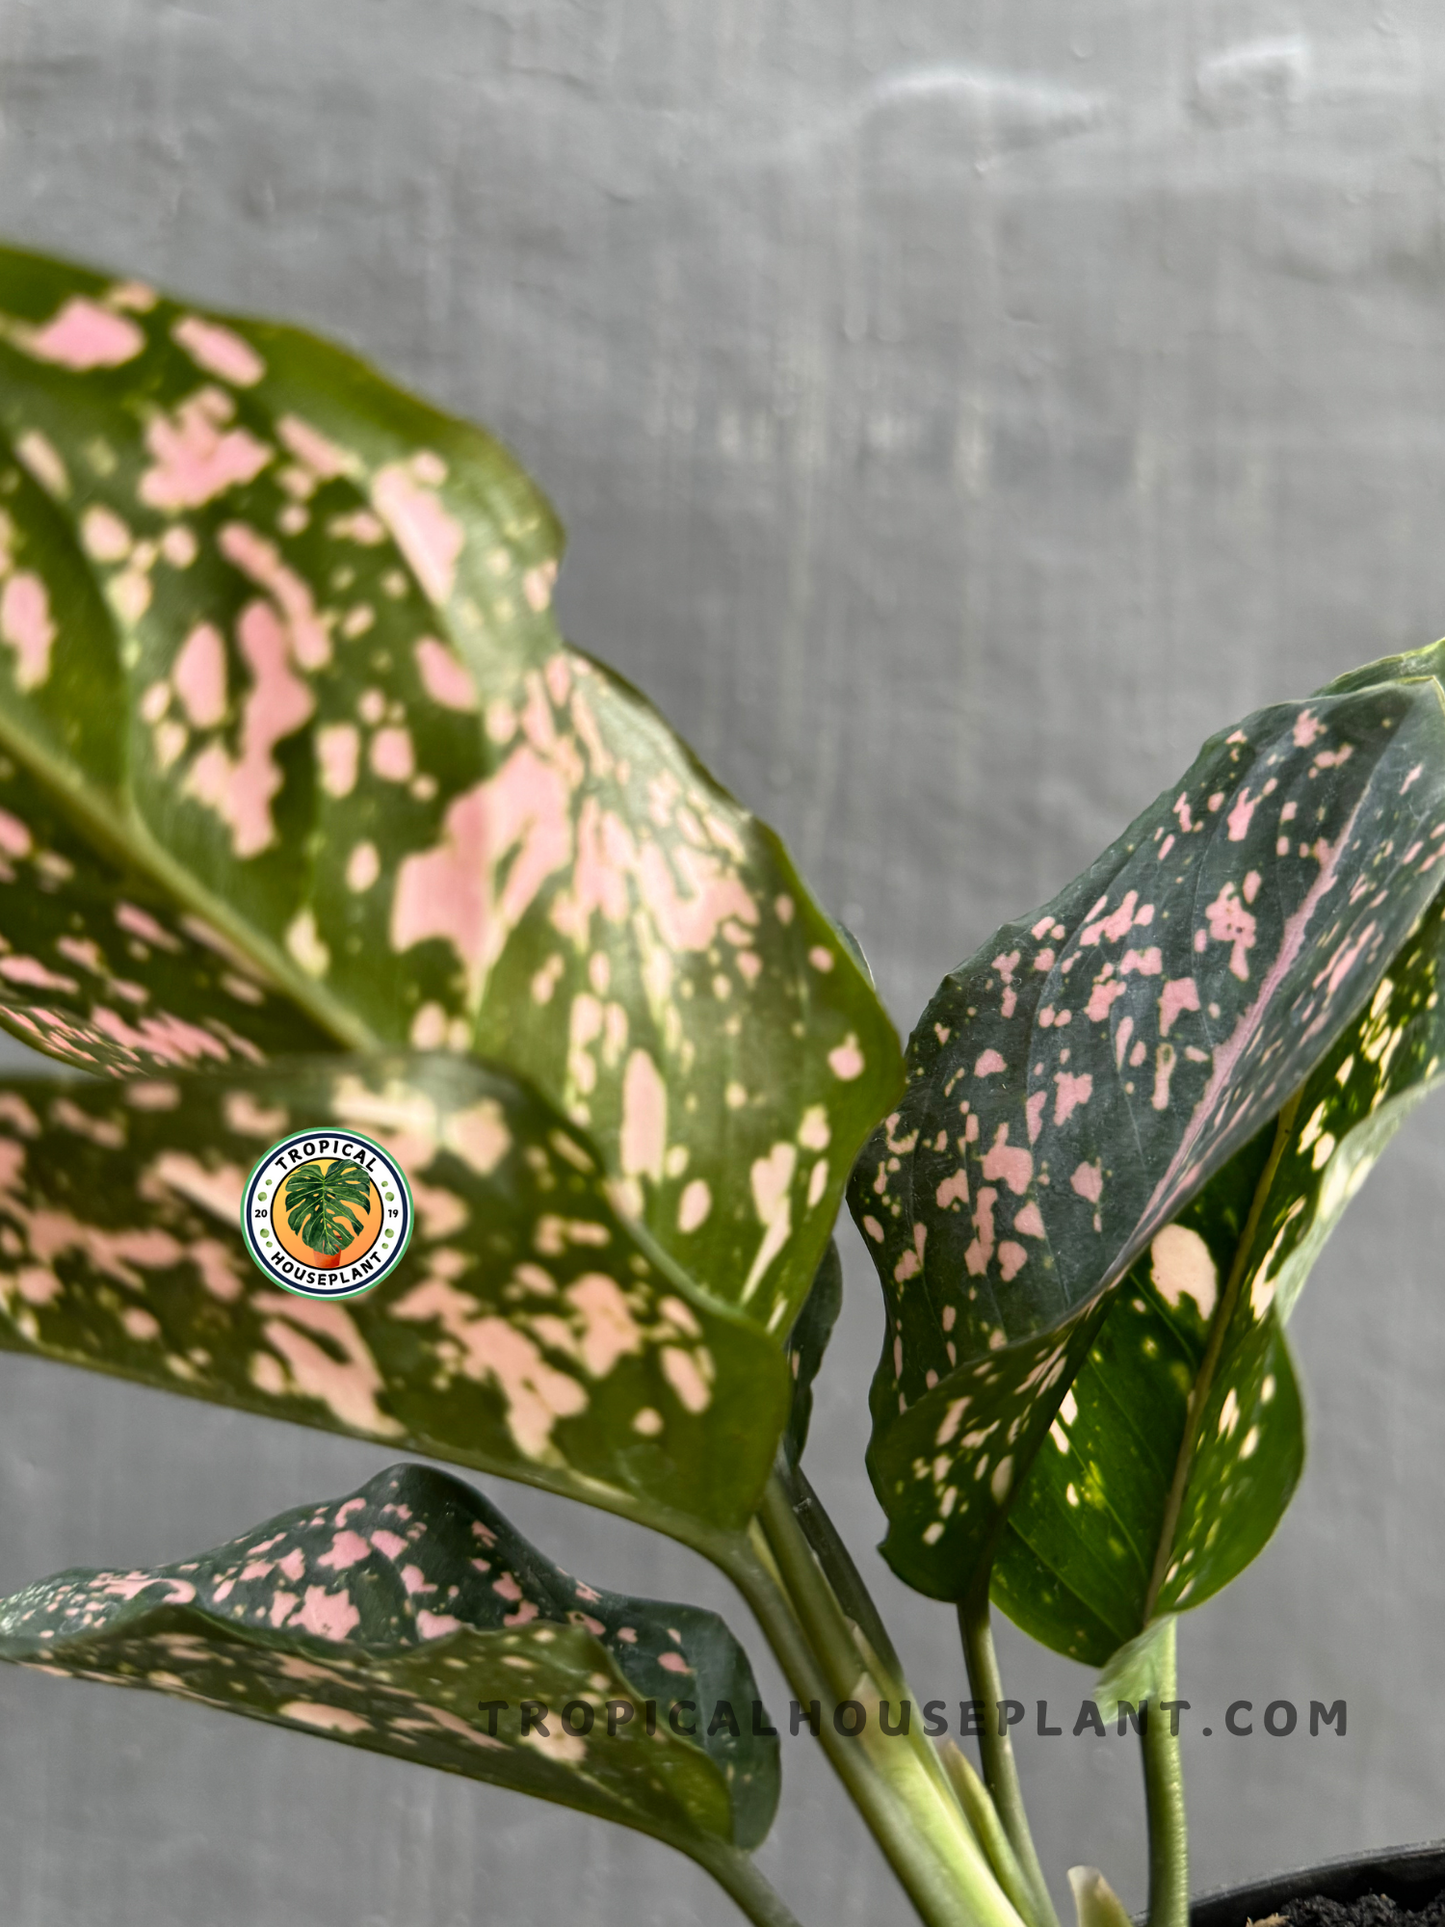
[0,1,1442,1921]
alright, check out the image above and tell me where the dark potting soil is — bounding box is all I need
[1266,1894,1445,1927]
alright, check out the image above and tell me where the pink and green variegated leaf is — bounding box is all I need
[850,670,1445,1600]
[0,241,901,1337]
[994,882,1445,1663]
[0,749,332,1072]
[0,1051,790,1540]
[0,1461,780,1854]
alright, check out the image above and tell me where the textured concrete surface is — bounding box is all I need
[0,2,1443,1922]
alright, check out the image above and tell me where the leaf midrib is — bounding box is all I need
[0,694,375,1056]
[1140,1091,1300,1621]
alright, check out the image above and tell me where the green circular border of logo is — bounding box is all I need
[240,1127,414,1299]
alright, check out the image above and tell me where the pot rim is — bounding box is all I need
[1186,1838,1445,1927]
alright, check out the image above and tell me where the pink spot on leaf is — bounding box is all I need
[293,1585,361,1643]
[1053,1072,1093,1126]
[317,723,360,799]
[172,316,265,386]
[278,416,355,481]
[369,726,415,783]
[0,956,77,992]
[638,841,756,952]
[1070,1160,1102,1203]
[184,601,312,857]
[115,903,180,951]
[1204,883,1256,981]
[0,574,56,690]
[566,1274,644,1377]
[392,749,572,1003]
[0,810,32,861]
[1159,977,1201,1038]
[372,462,464,603]
[219,523,330,670]
[964,1186,998,1276]
[17,298,144,370]
[828,1036,865,1080]
[1087,979,1128,1021]
[417,1611,463,1639]
[414,637,478,711]
[318,1531,371,1572]
[981,1123,1033,1196]
[524,562,558,612]
[1152,1043,1177,1111]
[936,1168,969,1211]
[1227,789,1258,842]
[172,622,228,728]
[1120,947,1162,977]
[139,389,270,511]
[1013,1201,1046,1238]
[620,1050,666,1183]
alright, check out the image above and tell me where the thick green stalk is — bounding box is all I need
[769,1461,962,1818]
[939,1741,1044,1927]
[723,1482,1028,1927]
[682,1837,808,1927]
[778,1460,907,1679]
[755,1477,961,1819]
[958,1589,1061,1927]
[1142,1619,1188,1927]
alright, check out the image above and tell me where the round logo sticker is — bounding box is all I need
[240,1129,413,1299]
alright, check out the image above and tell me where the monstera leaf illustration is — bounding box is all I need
[283,1158,373,1259]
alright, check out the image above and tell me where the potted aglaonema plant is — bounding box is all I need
[0,240,1436,1927]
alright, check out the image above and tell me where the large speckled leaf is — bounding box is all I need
[849,672,1445,1600]
[0,1461,779,1853]
[0,241,900,1341]
[994,882,1445,1663]
[0,1051,790,1540]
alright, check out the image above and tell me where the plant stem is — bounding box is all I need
[777,1460,906,1679]
[722,1482,1028,1927]
[940,1741,1045,1927]
[768,1462,963,1816]
[777,1461,1055,1927]
[683,1838,809,1927]
[1141,1618,1187,1927]
[958,1587,1061,1927]
[755,1476,964,1822]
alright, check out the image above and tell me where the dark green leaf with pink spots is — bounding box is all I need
[0,1051,790,1539]
[0,241,900,1345]
[0,1461,780,1854]
[994,881,1445,1664]
[850,668,1445,1601]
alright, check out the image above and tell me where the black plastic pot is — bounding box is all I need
[1191,1841,1445,1927]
